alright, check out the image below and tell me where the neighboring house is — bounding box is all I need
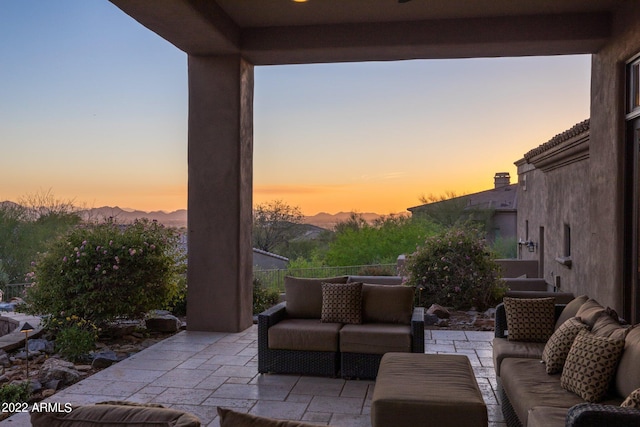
[253,248,289,270]
[514,119,590,294]
[407,172,517,243]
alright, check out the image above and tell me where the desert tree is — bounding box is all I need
[252,200,304,253]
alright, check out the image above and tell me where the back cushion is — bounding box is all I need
[575,298,606,328]
[362,284,415,324]
[555,295,589,330]
[616,326,640,397]
[285,276,348,318]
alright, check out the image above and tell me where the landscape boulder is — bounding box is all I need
[427,304,451,319]
[91,349,119,369]
[39,358,81,386]
[145,311,181,333]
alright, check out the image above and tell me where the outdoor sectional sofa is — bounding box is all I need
[258,275,424,379]
[493,294,640,427]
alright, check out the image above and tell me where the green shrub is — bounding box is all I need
[403,225,505,310]
[0,381,31,405]
[26,219,184,324]
[253,278,280,315]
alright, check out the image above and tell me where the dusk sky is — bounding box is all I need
[1,1,591,216]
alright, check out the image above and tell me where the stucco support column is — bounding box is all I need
[186,55,254,332]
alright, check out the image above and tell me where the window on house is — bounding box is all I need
[628,58,640,117]
[564,224,571,258]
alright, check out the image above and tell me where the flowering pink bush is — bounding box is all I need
[403,225,505,310]
[26,219,185,324]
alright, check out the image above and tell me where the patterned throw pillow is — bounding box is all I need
[542,317,589,374]
[321,282,363,324]
[561,330,625,402]
[621,388,640,408]
[503,297,555,342]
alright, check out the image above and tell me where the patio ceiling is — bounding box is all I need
[110,0,617,64]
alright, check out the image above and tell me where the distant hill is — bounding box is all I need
[78,206,188,228]
[302,212,385,230]
[1,202,397,231]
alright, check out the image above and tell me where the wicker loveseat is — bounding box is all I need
[493,295,640,427]
[258,275,424,379]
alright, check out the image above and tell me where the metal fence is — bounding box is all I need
[253,264,397,292]
[1,283,28,301]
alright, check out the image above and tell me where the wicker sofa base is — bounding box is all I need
[258,348,340,377]
[341,352,384,380]
[497,379,523,427]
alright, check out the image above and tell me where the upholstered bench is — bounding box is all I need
[371,353,488,427]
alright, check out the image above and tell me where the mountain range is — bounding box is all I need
[1,202,390,230]
[79,207,386,230]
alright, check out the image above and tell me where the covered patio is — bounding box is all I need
[106,0,640,332]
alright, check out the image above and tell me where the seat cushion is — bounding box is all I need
[268,318,341,352]
[362,284,415,324]
[340,323,411,354]
[284,276,348,318]
[31,402,201,427]
[372,353,487,427]
[218,408,317,427]
[492,337,545,377]
[527,406,570,427]
[500,358,589,425]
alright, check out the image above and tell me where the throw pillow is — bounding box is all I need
[503,297,555,342]
[561,330,625,402]
[621,388,640,408]
[321,282,363,324]
[218,407,319,427]
[542,317,589,374]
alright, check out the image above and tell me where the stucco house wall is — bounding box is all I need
[516,124,590,297]
[589,1,640,319]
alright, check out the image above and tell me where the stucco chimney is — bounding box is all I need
[494,172,510,188]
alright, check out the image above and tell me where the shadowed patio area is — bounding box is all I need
[0,326,504,427]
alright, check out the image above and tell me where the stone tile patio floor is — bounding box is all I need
[0,326,505,427]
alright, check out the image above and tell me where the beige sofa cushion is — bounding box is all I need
[575,298,606,328]
[340,323,411,354]
[348,275,402,285]
[362,284,414,324]
[321,282,362,324]
[591,311,630,340]
[492,337,545,377]
[268,318,341,352]
[500,358,617,426]
[31,402,201,427]
[218,407,318,427]
[555,295,589,330]
[616,326,640,397]
[284,276,348,318]
[372,353,487,427]
[526,406,570,427]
